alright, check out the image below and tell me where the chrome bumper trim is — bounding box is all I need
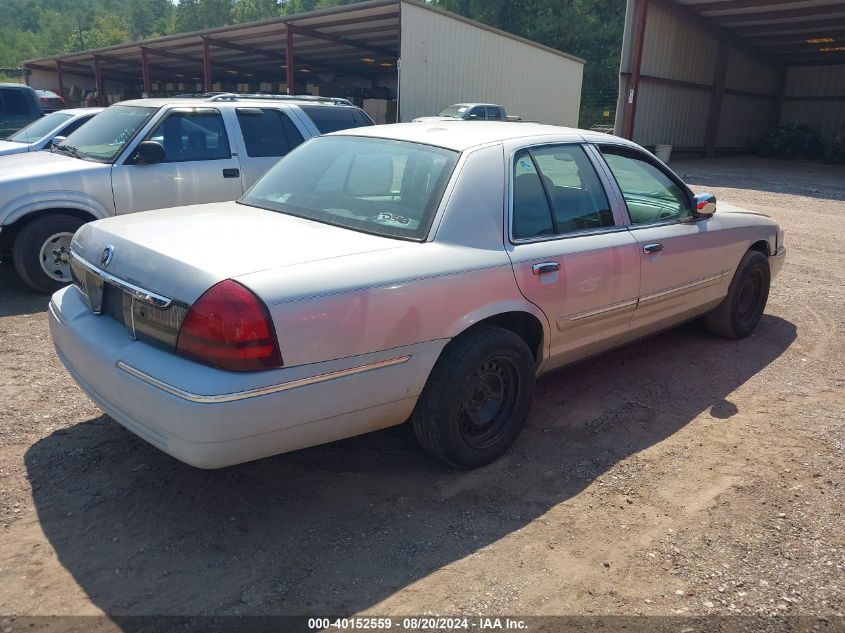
[72,252,173,309]
[116,354,413,404]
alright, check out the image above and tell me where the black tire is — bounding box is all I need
[411,324,536,469]
[12,213,85,294]
[705,250,770,339]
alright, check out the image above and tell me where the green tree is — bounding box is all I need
[176,0,234,31]
[232,0,281,23]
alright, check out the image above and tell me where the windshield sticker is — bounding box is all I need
[377,212,411,225]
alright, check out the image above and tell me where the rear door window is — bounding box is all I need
[512,145,614,239]
[236,108,305,158]
[297,105,373,134]
[485,107,503,120]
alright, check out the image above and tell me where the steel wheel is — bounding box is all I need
[458,356,520,450]
[735,266,765,328]
[38,231,74,283]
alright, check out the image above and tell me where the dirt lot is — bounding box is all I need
[0,157,843,624]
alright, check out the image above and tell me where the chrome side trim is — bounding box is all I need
[116,355,413,404]
[71,252,173,309]
[557,298,637,331]
[639,271,726,305]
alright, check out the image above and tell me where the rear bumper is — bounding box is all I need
[49,285,446,468]
[769,245,786,279]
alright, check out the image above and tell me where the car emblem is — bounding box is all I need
[100,245,114,268]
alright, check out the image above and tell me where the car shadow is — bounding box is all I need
[24,314,796,620]
[0,259,49,317]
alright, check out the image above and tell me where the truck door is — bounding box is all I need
[111,107,242,214]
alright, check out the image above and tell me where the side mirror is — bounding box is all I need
[50,136,66,148]
[135,140,165,164]
[694,192,717,217]
[466,114,480,120]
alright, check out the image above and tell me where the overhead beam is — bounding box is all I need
[710,5,845,24]
[287,23,397,58]
[731,18,845,36]
[747,29,845,44]
[144,46,246,74]
[689,0,805,11]
[204,36,281,63]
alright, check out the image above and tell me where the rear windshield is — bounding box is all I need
[298,105,373,134]
[9,111,72,143]
[240,135,458,241]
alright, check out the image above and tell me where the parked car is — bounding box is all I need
[49,122,786,470]
[0,94,373,293]
[0,83,42,138]
[35,89,66,113]
[413,102,512,122]
[0,107,102,157]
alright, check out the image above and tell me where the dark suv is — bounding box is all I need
[0,84,42,137]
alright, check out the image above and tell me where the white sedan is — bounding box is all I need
[0,108,102,156]
[49,122,786,469]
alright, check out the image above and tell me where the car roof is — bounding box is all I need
[0,83,34,90]
[332,121,634,152]
[116,97,358,108]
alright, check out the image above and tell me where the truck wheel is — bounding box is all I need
[12,214,85,294]
[411,324,536,469]
[705,250,770,339]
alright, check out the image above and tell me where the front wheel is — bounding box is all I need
[411,324,536,468]
[705,250,771,339]
[12,213,85,294]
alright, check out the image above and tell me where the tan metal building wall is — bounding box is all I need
[781,64,845,144]
[615,1,780,153]
[399,1,584,125]
[615,0,845,158]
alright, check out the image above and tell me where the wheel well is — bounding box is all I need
[0,208,97,251]
[471,311,545,365]
[749,240,770,257]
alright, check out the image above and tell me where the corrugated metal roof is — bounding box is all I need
[673,0,845,66]
[21,0,582,85]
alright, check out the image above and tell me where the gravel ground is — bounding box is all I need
[0,157,842,624]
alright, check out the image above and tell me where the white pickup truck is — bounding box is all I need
[0,94,373,293]
[412,103,518,122]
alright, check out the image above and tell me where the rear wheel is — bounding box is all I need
[411,324,536,468]
[705,250,770,339]
[12,213,85,294]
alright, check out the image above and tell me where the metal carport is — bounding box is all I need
[21,0,585,126]
[615,0,845,157]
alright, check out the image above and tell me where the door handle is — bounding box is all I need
[643,243,663,254]
[532,262,560,275]
[222,168,240,178]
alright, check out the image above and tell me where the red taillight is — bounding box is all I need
[176,280,282,372]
